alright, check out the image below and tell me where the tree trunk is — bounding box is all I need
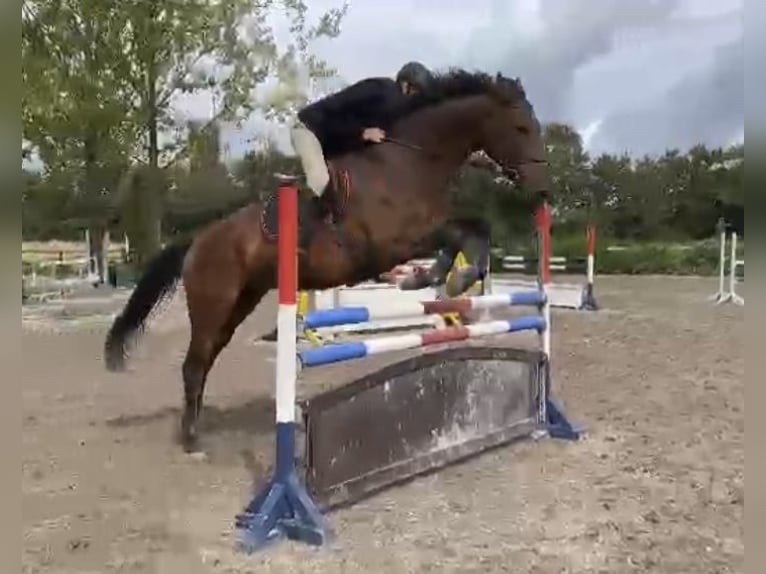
[141,36,163,261]
[83,129,106,284]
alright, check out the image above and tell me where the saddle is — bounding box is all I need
[259,163,353,247]
[320,164,352,222]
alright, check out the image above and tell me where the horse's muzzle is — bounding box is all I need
[513,159,551,196]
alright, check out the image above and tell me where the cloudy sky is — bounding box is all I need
[185,0,745,160]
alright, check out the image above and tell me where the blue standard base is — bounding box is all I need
[545,398,585,440]
[235,423,331,553]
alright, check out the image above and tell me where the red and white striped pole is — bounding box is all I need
[581,223,599,310]
[534,200,583,440]
[586,226,595,285]
[275,178,298,431]
[236,175,327,552]
[535,202,552,358]
[586,225,596,289]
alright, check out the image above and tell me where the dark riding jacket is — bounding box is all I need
[297,77,412,158]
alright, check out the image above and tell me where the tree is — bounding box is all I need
[230,143,302,199]
[589,153,633,237]
[188,121,222,173]
[115,0,347,170]
[23,0,347,265]
[23,0,136,275]
[542,123,593,217]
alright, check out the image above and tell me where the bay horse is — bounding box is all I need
[104,69,551,453]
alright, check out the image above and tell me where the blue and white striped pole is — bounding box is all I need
[301,290,545,330]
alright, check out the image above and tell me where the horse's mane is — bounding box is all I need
[408,68,528,112]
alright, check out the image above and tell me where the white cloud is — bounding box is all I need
[172,0,744,160]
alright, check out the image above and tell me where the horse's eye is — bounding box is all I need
[517,125,530,135]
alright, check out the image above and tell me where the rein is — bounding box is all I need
[382,137,548,189]
[382,136,425,152]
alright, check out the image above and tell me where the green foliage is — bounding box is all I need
[22,0,348,261]
[487,239,742,277]
[21,0,743,277]
[230,144,303,199]
[543,123,593,216]
[23,135,744,275]
[594,243,723,276]
[117,165,165,269]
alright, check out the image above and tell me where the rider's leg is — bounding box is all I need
[290,121,338,223]
[290,121,330,196]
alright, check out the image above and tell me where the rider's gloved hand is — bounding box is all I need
[362,128,386,143]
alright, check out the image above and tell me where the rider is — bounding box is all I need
[290,61,434,221]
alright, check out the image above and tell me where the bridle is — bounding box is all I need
[500,158,549,183]
[383,136,425,152]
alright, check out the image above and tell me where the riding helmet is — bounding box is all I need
[396,61,434,91]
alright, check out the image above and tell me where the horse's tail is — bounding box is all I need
[104,240,192,372]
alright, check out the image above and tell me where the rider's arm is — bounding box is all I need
[377,80,434,126]
[300,78,398,143]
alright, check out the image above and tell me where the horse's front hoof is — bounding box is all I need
[260,328,278,342]
[181,438,208,462]
[186,450,209,463]
[179,427,204,456]
[446,266,481,297]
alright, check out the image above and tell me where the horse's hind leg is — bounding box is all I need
[181,334,215,453]
[181,284,269,453]
[180,287,233,453]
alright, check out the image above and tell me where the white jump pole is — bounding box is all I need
[716,225,726,298]
[534,201,580,440]
[101,230,110,285]
[537,205,552,364]
[710,219,744,306]
[727,232,744,306]
[85,229,94,277]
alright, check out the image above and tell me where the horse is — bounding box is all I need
[103,69,551,453]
